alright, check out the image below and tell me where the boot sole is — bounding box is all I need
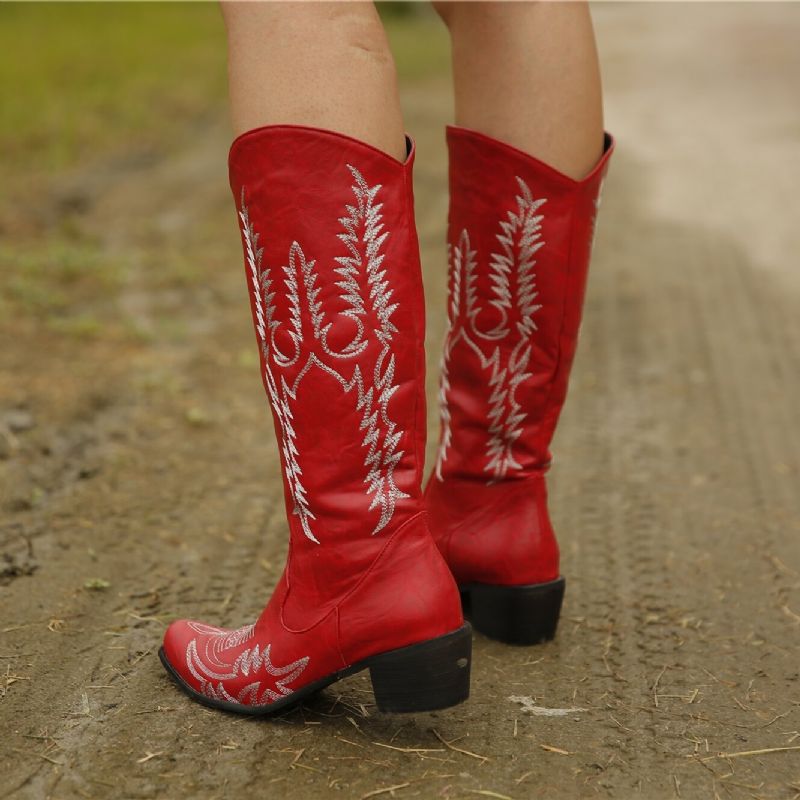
[460,577,565,645]
[159,623,471,716]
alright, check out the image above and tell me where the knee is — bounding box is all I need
[328,5,396,76]
[339,10,394,70]
[223,1,394,75]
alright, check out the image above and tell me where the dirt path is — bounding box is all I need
[2,5,799,799]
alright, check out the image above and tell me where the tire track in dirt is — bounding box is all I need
[606,257,690,793]
[548,255,629,794]
[550,157,800,799]
[669,235,800,797]
[557,218,685,792]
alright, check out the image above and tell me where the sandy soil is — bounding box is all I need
[1,5,799,799]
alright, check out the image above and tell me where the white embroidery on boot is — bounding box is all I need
[240,203,317,541]
[184,622,310,706]
[435,230,476,480]
[436,178,547,482]
[238,166,408,543]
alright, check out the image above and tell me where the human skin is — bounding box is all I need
[220,1,407,162]
[434,0,605,179]
[222,1,604,176]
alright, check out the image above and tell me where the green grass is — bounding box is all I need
[0,3,448,180]
[383,7,451,82]
[0,239,124,314]
[0,3,449,329]
[0,3,227,178]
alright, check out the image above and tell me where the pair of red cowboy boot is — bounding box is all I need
[159,124,614,715]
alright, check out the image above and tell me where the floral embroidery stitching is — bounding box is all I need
[239,165,408,542]
[184,622,309,706]
[436,177,547,482]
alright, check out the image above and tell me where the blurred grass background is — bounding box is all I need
[0,2,449,331]
[0,3,448,178]
[0,4,227,177]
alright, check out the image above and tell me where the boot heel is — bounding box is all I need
[367,624,472,713]
[464,577,565,645]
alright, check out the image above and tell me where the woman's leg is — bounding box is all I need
[160,1,471,715]
[426,1,614,645]
[221,1,406,160]
[434,0,604,179]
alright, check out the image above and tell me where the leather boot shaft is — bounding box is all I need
[427,127,614,617]
[435,127,615,482]
[229,126,431,626]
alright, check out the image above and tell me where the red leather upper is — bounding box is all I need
[229,126,434,629]
[162,126,462,708]
[427,127,614,586]
[162,511,460,705]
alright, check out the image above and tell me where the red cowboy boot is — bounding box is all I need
[160,126,470,714]
[426,127,614,645]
